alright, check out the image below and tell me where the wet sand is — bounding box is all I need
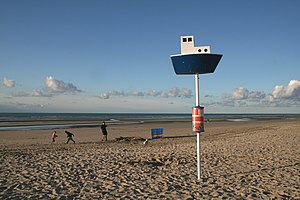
[0,119,299,199]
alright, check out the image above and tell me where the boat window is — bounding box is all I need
[204,49,208,52]
[182,38,187,42]
[188,37,192,42]
[198,49,201,52]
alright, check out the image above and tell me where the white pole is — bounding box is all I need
[195,74,201,180]
[195,74,199,106]
[197,132,201,180]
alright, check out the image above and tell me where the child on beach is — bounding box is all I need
[51,131,58,143]
[100,121,108,142]
[65,131,75,144]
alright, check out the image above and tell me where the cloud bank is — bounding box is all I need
[96,87,193,99]
[219,80,300,107]
[2,76,299,112]
[96,80,300,109]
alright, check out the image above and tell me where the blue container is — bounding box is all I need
[151,128,164,139]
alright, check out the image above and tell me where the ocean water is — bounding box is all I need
[0,113,299,131]
[0,113,190,122]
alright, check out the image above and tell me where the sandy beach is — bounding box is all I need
[0,119,299,199]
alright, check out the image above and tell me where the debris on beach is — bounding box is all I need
[143,139,148,145]
[112,136,146,143]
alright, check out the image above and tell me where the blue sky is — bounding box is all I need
[1,0,299,113]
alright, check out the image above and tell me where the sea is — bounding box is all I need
[0,113,299,131]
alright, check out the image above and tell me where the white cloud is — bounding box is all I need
[32,89,53,97]
[109,90,125,96]
[222,87,267,107]
[268,80,300,106]
[45,76,81,94]
[248,91,266,102]
[3,78,15,88]
[271,80,300,100]
[147,90,161,97]
[168,87,180,97]
[160,91,169,98]
[181,88,192,98]
[232,87,249,100]
[128,90,144,97]
[96,93,110,99]
[221,93,235,107]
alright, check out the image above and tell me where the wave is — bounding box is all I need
[226,118,253,122]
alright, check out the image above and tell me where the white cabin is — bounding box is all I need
[180,35,210,55]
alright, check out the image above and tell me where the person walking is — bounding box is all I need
[65,131,75,144]
[100,121,108,142]
[51,131,58,143]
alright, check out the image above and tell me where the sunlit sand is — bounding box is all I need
[0,119,299,199]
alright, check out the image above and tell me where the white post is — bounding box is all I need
[195,74,201,180]
[195,74,199,106]
[197,132,201,180]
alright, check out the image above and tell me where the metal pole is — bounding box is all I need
[195,74,199,106]
[197,132,201,180]
[195,74,201,180]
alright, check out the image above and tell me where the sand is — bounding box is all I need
[0,119,299,199]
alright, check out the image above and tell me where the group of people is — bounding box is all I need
[51,121,108,144]
[51,130,76,144]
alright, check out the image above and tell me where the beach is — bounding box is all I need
[0,119,299,199]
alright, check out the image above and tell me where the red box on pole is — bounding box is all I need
[192,106,204,132]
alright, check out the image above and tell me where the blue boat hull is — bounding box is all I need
[170,54,223,75]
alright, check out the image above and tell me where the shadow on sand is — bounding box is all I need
[201,162,299,181]
[160,135,196,139]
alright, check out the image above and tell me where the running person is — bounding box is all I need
[51,131,58,143]
[65,131,75,144]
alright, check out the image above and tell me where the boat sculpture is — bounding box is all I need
[170,35,222,75]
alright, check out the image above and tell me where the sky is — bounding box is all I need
[0,0,300,113]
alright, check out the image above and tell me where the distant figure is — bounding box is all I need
[65,131,75,144]
[51,131,58,143]
[100,121,108,142]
